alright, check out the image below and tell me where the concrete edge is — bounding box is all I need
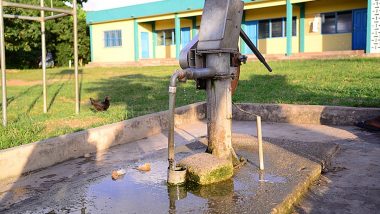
[272,164,322,214]
[271,144,339,214]
[233,103,380,125]
[1,102,376,181]
[0,102,206,181]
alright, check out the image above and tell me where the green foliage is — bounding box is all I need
[3,0,89,68]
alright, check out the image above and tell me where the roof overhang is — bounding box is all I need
[86,0,316,25]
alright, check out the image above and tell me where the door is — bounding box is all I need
[181,27,191,47]
[352,9,367,50]
[141,32,149,58]
[244,21,258,54]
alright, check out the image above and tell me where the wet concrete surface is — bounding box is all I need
[0,121,378,213]
[295,130,380,214]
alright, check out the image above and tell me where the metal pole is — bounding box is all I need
[50,0,53,16]
[257,116,264,170]
[206,53,238,162]
[41,0,47,113]
[3,14,41,21]
[73,0,79,114]
[0,1,7,126]
[44,13,69,21]
[2,1,73,15]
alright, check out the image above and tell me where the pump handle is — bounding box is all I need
[240,29,272,72]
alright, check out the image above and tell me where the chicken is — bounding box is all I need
[90,96,110,111]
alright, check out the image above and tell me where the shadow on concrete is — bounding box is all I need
[0,129,97,212]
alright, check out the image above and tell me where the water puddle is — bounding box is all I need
[4,146,288,213]
[78,159,287,213]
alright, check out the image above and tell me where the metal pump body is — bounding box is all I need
[167,0,272,179]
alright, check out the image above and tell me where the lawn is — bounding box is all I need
[1,58,379,149]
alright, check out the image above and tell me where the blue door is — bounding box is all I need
[141,32,149,58]
[181,27,191,47]
[244,21,258,54]
[352,9,367,50]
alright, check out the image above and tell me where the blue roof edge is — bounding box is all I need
[86,0,254,24]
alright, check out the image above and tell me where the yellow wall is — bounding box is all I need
[155,18,193,59]
[245,5,300,54]
[90,0,368,63]
[91,20,135,62]
[304,0,367,52]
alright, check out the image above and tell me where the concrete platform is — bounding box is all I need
[0,121,378,213]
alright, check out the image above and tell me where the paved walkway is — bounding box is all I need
[295,129,380,213]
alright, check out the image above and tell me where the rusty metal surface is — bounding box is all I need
[231,52,242,95]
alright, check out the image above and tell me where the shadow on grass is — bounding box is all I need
[85,74,178,118]
[47,79,70,112]
[1,85,40,107]
[58,69,83,75]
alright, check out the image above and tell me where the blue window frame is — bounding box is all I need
[258,17,297,39]
[157,29,176,46]
[321,11,352,34]
[104,30,122,47]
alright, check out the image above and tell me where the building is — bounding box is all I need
[86,0,379,64]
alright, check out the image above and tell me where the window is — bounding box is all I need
[322,11,352,34]
[322,13,336,34]
[337,11,352,33]
[271,18,283,37]
[259,17,297,39]
[157,29,175,46]
[104,30,122,47]
[259,20,270,39]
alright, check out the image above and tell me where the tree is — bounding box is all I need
[3,0,89,68]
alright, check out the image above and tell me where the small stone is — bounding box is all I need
[137,163,151,171]
[111,169,126,180]
[84,153,90,158]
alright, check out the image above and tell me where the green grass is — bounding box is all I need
[1,58,379,149]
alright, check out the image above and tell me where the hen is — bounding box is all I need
[90,96,110,111]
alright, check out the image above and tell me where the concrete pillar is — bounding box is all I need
[89,25,94,62]
[133,19,139,61]
[152,21,156,58]
[206,53,238,162]
[175,14,180,59]
[240,11,246,54]
[191,16,197,38]
[366,0,372,54]
[286,0,293,56]
[299,3,305,53]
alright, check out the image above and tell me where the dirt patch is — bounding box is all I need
[7,79,66,86]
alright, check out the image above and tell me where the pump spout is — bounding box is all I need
[168,70,186,171]
[167,70,188,185]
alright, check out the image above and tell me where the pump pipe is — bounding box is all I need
[168,67,216,171]
[168,69,186,171]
